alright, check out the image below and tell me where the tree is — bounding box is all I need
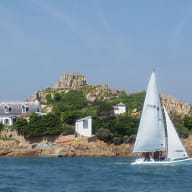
[54,93,61,102]
[96,128,113,143]
[183,116,192,130]
[42,113,62,135]
[96,102,114,120]
[46,94,53,104]
[0,122,3,132]
[14,118,29,135]
[61,110,83,125]
[171,114,190,138]
[14,113,63,137]
[62,123,75,135]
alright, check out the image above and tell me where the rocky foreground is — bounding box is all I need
[1,130,192,158]
[0,132,135,158]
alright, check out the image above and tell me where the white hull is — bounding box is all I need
[131,158,192,165]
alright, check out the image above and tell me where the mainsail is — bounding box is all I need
[133,72,166,153]
[164,107,188,160]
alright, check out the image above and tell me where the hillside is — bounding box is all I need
[1,73,192,157]
[22,72,192,141]
[28,73,192,117]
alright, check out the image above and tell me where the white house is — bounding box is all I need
[113,102,126,115]
[75,116,92,137]
[0,100,44,126]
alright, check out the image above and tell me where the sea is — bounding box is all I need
[0,157,192,192]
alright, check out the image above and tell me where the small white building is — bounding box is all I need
[113,102,126,115]
[75,116,92,137]
[0,100,44,126]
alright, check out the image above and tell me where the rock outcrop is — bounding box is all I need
[1,131,192,158]
[28,73,126,106]
[54,73,86,89]
[161,94,192,116]
[27,72,192,116]
[0,131,135,157]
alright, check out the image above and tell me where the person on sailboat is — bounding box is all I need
[131,71,192,165]
[142,152,151,161]
[154,151,160,161]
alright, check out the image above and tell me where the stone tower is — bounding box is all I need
[54,73,86,89]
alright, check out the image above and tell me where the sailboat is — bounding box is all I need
[131,72,192,165]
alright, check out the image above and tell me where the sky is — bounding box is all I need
[0,0,192,104]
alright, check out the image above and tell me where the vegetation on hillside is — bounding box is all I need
[14,113,63,138]
[13,90,192,143]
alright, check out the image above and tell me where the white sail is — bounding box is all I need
[164,107,188,160]
[133,72,166,153]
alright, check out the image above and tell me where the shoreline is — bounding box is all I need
[0,131,192,158]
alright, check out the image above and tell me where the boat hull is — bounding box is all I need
[131,158,192,165]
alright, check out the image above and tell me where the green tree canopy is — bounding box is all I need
[14,113,62,137]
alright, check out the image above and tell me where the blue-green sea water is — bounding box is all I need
[0,157,192,192]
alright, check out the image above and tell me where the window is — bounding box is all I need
[21,105,29,113]
[4,119,10,125]
[37,107,40,112]
[113,107,119,110]
[83,120,88,129]
[4,105,11,113]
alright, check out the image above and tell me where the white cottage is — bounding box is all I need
[113,102,126,115]
[75,116,92,137]
[0,100,44,126]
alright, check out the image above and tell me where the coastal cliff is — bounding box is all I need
[1,130,192,158]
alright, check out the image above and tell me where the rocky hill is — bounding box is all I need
[161,94,192,116]
[28,73,126,112]
[28,73,192,116]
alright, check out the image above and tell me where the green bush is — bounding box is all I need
[62,124,75,135]
[183,116,192,130]
[96,102,114,120]
[96,128,113,143]
[46,94,52,104]
[14,113,62,137]
[53,90,88,113]
[0,122,4,132]
[61,110,82,125]
[113,137,122,145]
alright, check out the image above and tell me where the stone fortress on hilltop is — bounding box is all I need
[54,73,87,89]
[28,73,192,116]
[53,73,117,94]
[28,73,126,106]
